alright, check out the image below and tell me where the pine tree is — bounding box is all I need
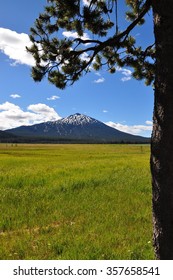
[27,0,173,260]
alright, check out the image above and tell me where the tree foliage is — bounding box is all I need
[27,0,155,89]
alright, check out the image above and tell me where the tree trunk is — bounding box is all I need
[151,0,173,259]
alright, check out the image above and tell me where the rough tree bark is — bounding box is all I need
[151,0,173,259]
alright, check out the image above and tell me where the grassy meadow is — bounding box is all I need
[0,144,154,260]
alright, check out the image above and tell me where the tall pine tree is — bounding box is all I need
[27,0,173,259]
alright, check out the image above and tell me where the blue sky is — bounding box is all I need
[0,0,154,136]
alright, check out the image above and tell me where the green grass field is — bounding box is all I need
[0,144,154,260]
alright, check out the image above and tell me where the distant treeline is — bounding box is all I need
[0,135,150,144]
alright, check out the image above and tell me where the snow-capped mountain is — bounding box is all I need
[6,113,149,143]
[59,113,98,126]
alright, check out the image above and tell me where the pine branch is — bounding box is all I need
[29,0,153,88]
[70,0,152,56]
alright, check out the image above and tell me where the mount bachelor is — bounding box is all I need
[2,113,149,143]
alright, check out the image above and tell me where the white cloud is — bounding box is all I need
[95,72,101,77]
[103,110,108,113]
[63,31,90,42]
[80,52,90,62]
[105,121,152,137]
[0,27,34,66]
[0,102,61,130]
[0,102,21,112]
[146,120,153,125]
[10,94,21,99]
[121,68,132,77]
[121,76,131,82]
[93,77,105,83]
[28,103,60,117]
[47,95,60,101]
[116,67,132,82]
[83,0,90,5]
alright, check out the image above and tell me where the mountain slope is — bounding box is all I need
[0,130,18,142]
[6,113,150,143]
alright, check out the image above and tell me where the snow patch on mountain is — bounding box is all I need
[55,113,98,126]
